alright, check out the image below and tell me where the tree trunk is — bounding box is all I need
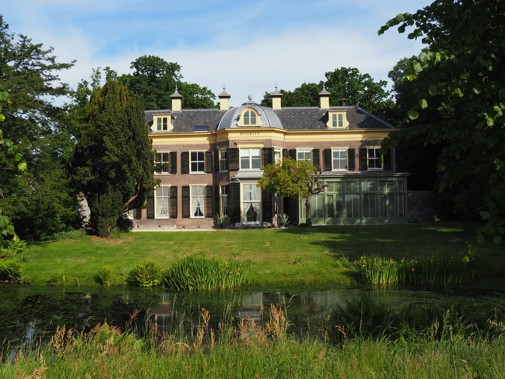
[305,195,312,226]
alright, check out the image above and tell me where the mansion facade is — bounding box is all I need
[133,88,408,229]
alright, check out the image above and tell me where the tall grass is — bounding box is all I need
[356,255,475,286]
[2,306,505,379]
[163,256,243,291]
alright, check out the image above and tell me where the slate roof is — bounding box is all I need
[145,104,394,134]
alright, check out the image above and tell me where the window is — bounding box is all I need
[242,184,261,223]
[297,149,312,161]
[220,185,229,215]
[332,149,347,170]
[156,116,170,131]
[191,186,205,218]
[240,148,261,170]
[219,149,228,172]
[243,110,257,125]
[190,151,205,173]
[155,152,171,174]
[331,113,344,128]
[368,148,383,169]
[274,149,282,164]
[155,186,170,218]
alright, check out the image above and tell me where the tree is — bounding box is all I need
[0,15,80,240]
[379,0,505,243]
[258,158,327,226]
[118,55,216,109]
[260,67,394,119]
[70,80,155,237]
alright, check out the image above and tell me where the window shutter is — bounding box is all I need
[205,151,213,173]
[228,148,239,171]
[282,149,288,159]
[170,152,177,174]
[170,186,178,218]
[323,149,332,172]
[383,148,392,170]
[262,190,273,224]
[181,152,189,174]
[182,186,190,218]
[214,149,220,171]
[205,186,213,218]
[289,149,296,159]
[146,189,155,219]
[347,148,356,171]
[312,149,320,168]
[262,148,273,168]
[229,182,241,223]
[359,148,368,171]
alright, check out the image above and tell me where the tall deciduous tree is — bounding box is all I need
[258,158,327,227]
[70,80,155,237]
[0,15,80,240]
[261,67,394,119]
[379,0,505,243]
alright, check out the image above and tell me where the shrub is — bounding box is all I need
[95,265,113,286]
[163,256,243,291]
[127,260,162,287]
[0,260,22,282]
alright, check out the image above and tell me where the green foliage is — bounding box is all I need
[259,158,327,226]
[356,254,475,286]
[94,265,113,286]
[380,1,505,243]
[163,256,243,291]
[0,260,22,282]
[127,260,163,287]
[70,80,155,237]
[0,15,80,241]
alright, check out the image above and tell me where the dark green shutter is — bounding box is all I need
[282,149,288,159]
[228,148,239,171]
[181,152,189,174]
[205,151,213,173]
[262,148,273,167]
[348,148,355,171]
[289,149,296,159]
[262,190,273,224]
[170,152,177,174]
[229,182,241,223]
[383,148,392,170]
[323,149,332,171]
[146,189,155,219]
[205,186,213,217]
[312,149,320,168]
[170,186,178,218]
[182,186,190,218]
[359,148,368,171]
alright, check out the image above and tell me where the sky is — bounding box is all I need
[2,0,432,107]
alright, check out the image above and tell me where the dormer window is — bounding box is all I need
[237,108,263,127]
[152,114,173,132]
[327,112,348,129]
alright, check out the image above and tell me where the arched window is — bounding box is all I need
[243,110,258,125]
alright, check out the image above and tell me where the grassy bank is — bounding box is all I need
[2,306,505,378]
[20,222,505,287]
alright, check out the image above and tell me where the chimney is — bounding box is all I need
[170,86,182,112]
[218,87,231,111]
[271,86,282,110]
[319,88,331,109]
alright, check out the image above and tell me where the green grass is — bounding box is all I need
[20,221,505,287]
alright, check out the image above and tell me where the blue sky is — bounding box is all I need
[2,0,431,106]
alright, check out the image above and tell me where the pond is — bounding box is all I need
[2,284,505,355]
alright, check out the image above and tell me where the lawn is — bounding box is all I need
[22,221,505,287]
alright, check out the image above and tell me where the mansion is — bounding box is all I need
[133,88,408,229]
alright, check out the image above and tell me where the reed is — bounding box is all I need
[163,256,243,291]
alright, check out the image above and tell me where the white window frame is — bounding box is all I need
[332,149,347,171]
[156,116,169,131]
[220,185,229,216]
[219,149,228,172]
[243,110,258,126]
[155,185,171,219]
[190,151,205,174]
[190,185,205,218]
[296,149,312,161]
[155,152,171,174]
[240,148,261,170]
[368,148,383,170]
[274,148,282,164]
[242,183,261,223]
